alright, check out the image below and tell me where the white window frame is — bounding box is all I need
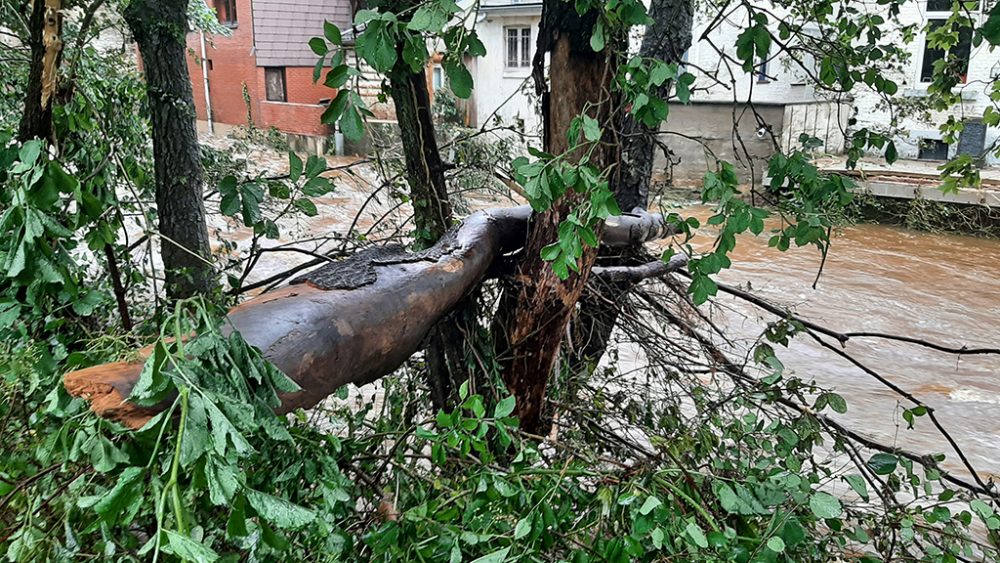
[432,65,444,91]
[504,26,532,70]
[916,0,980,85]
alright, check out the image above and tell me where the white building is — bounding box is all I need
[469,1,544,136]
[464,0,1000,180]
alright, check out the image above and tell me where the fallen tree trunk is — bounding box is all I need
[64,206,679,428]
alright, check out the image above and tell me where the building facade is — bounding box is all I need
[465,0,999,181]
[186,0,353,144]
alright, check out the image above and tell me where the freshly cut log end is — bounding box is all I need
[63,362,159,429]
[64,206,682,428]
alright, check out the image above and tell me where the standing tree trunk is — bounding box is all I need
[571,0,694,372]
[616,0,693,210]
[387,49,470,409]
[387,62,453,246]
[124,0,214,299]
[18,0,62,142]
[497,2,617,432]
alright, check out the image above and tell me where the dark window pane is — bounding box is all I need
[921,19,972,82]
[520,28,531,67]
[215,0,237,26]
[506,28,517,67]
[918,138,949,160]
[926,0,952,10]
[265,67,286,102]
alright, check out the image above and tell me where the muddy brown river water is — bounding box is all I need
[681,208,1000,481]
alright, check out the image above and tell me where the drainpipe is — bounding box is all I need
[199,30,214,135]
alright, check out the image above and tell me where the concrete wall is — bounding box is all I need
[779,101,851,155]
[656,102,786,183]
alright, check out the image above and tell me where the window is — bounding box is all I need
[505,26,531,69]
[264,67,286,102]
[918,138,949,160]
[920,0,977,83]
[432,66,444,90]
[214,0,237,27]
[756,55,770,83]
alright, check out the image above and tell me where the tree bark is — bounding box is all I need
[616,0,694,210]
[63,206,675,428]
[386,53,470,409]
[18,0,62,143]
[124,0,214,299]
[570,0,695,373]
[495,1,617,432]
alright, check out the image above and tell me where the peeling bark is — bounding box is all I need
[63,207,676,428]
[18,0,62,142]
[496,0,618,432]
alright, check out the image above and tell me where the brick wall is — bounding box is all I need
[186,0,335,137]
[187,0,259,127]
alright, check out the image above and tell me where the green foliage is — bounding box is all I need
[512,114,621,279]
[311,1,486,141]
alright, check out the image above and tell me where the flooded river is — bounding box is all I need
[686,208,1000,481]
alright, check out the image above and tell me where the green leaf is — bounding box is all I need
[324,64,350,89]
[494,395,516,419]
[246,489,316,528]
[766,536,786,553]
[321,89,350,125]
[686,521,709,548]
[885,141,898,165]
[639,495,662,515]
[293,198,318,217]
[809,491,842,519]
[163,530,219,563]
[650,527,665,549]
[824,392,848,414]
[582,115,601,143]
[444,60,473,99]
[337,92,367,142]
[92,467,144,520]
[305,154,327,178]
[308,37,328,56]
[867,453,898,475]
[324,21,342,45]
[71,290,103,316]
[590,18,605,52]
[470,547,510,563]
[514,516,531,539]
[288,152,303,183]
[843,474,869,502]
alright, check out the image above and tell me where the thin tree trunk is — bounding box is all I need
[616,0,693,210]
[18,0,62,143]
[124,0,214,299]
[496,1,617,432]
[387,62,453,246]
[386,47,469,410]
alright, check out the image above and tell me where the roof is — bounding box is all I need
[253,0,353,67]
[480,2,542,15]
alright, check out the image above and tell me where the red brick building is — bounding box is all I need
[186,0,353,140]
